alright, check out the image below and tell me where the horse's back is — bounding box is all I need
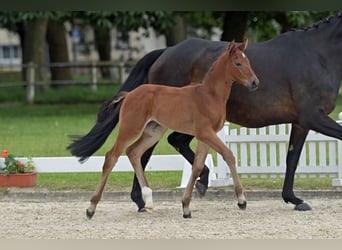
[149,38,228,85]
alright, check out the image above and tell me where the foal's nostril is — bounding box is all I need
[249,80,259,91]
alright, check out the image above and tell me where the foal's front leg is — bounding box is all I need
[182,141,210,218]
[199,131,247,209]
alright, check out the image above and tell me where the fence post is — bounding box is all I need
[26,62,35,104]
[90,61,97,91]
[118,62,126,85]
[332,112,342,186]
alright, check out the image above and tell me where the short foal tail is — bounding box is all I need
[67,48,166,163]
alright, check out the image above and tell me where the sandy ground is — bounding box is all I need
[0,197,341,239]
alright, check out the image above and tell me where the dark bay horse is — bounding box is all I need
[68,13,342,212]
[85,40,259,219]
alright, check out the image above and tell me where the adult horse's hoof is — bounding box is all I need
[294,202,312,211]
[183,212,192,219]
[238,201,247,210]
[86,209,95,219]
[195,181,207,198]
[138,207,147,213]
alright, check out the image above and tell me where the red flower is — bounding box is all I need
[18,161,24,167]
[2,149,8,158]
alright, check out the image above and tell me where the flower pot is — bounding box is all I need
[0,172,37,187]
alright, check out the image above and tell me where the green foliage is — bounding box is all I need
[145,11,178,34]
[247,11,341,41]
[0,11,71,31]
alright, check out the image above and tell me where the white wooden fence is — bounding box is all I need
[210,115,342,187]
[1,113,342,188]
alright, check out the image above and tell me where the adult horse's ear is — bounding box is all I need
[238,38,248,51]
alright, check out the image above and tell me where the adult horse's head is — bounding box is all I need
[226,39,259,91]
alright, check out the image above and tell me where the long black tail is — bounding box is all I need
[67,48,166,162]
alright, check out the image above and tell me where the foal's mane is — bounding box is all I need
[290,12,342,33]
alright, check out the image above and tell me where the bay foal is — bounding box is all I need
[86,40,259,219]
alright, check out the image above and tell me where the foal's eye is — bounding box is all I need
[235,62,242,67]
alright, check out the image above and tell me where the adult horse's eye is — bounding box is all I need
[235,62,242,67]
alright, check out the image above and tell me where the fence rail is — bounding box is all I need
[0,61,136,104]
[212,115,342,187]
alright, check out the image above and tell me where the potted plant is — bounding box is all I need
[0,149,36,187]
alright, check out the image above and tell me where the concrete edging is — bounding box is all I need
[1,189,341,202]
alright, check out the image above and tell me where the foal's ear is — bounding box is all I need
[238,38,248,51]
[227,40,236,54]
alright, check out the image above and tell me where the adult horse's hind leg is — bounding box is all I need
[126,122,167,212]
[284,113,342,211]
[182,141,210,218]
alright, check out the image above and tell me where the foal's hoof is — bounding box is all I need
[183,212,192,219]
[195,181,208,198]
[238,201,247,210]
[86,209,95,219]
[294,202,312,211]
[145,206,153,213]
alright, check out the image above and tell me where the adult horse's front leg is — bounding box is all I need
[168,132,210,197]
[130,143,158,212]
[182,141,210,218]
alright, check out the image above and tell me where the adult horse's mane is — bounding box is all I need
[289,12,342,32]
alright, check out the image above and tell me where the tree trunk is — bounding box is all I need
[94,27,111,78]
[221,11,250,42]
[46,20,72,87]
[22,18,48,89]
[274,12,292,33]
[165,16,187,46]
[16,22,26,81]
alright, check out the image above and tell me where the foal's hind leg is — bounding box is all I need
[197,130,246,209]
[182,141,209,218]
[126,122,167,212]
[86,140,128,219]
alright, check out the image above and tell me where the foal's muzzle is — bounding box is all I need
[248,79,259,92]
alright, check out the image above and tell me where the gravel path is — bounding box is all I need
[1,197,341,239]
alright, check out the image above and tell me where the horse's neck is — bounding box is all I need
[201,60,233,102]
[279,17,342,76]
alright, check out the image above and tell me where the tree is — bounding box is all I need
[164,16,187,46]
[46,19,72,87]
[71,11,152,78]
[0,11,72,86]
[220,11,250,42]
[23,17,48,88]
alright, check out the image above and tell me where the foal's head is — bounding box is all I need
[225,39,259,91]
